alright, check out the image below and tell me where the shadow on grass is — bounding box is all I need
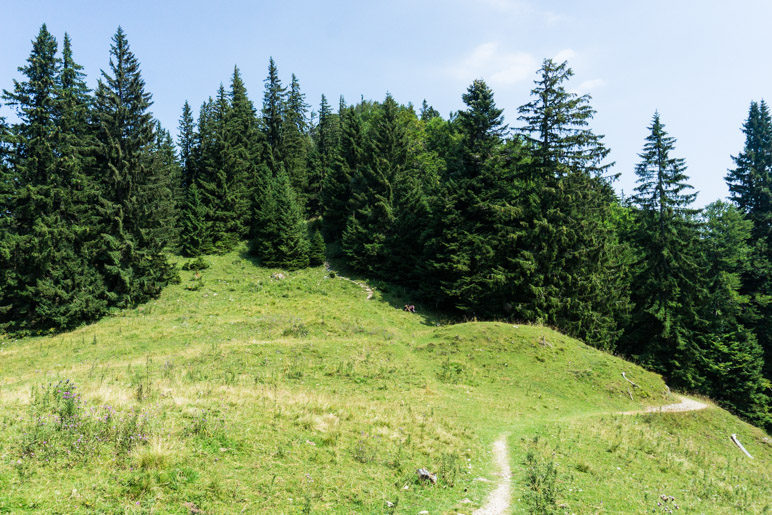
[234,242,456,329]
[238,248,262,268]
[325,254,452,329]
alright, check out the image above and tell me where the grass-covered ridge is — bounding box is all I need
[0,246,769,513]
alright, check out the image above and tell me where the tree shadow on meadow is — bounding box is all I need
[324,254,450,329]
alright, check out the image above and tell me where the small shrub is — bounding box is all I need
[353,434,376,464]
[438,452,462,487]
[181,257,210,271]
[524,444,560,514]
[18,379,154,464]
[132,437,175,470]
[437,359,465,384]
[185,275,205,291]
[282,321,309,338]
[183,408,226,439]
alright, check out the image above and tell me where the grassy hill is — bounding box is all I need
[0,246,769,514]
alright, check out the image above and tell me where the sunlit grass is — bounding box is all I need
[0,244,768,513]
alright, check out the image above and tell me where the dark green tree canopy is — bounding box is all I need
[632,112,697,217]
[518,59,612,177]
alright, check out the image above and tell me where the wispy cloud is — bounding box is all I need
[577,78,605,92]
[446,42,537,87]
[478,0,565,25]
[553,48,577,63]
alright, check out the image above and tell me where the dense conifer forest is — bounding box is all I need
[1,25,770,430]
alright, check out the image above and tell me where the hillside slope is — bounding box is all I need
[0,247,769,513]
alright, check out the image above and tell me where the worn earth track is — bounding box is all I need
[472,436,512,515]
[326,265,374,300]
[473,396,709,514]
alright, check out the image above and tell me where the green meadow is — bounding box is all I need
[0,247,769,513]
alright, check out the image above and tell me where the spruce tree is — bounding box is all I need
[226,66,258,236]
[197,85,240,252]
[513,59,627,349]
[726,100,772,380]
[518,59,610,177]
[343,93,406,275]
[322,105,363,242]
[43,32,108,328]
[309,228,326,266]
[700,201,770,428]
[623,112,706,388]
[388,169,432,286]
[178,100,196,188]
[0,26,106,332]
[0,110,15,330]
[149,122,182,247]
[179,182,206,257]
[262,57,286,171]
[93,26,175,307]
[253,169,309,270]
[307,94,340,217]
[423,80,515,314]
[282,73,311,203]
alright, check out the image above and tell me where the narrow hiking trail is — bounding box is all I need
[621,395,709,415]
[326,264,374,300]
[472,436,511,515]
[473,396,710,514]
[338,276,373,300]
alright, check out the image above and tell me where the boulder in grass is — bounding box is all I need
[417,468,437,484]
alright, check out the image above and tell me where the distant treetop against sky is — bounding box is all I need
[3,0,771,205]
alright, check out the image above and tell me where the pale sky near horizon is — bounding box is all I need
[2,0,772,206]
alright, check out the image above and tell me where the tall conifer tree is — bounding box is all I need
[623,112,706,387]
[423,80,515,313]
[282,73,311,203]
[322,105,362,242]
[700,201,770,428]
[726,100,772,380]
[93,26,175,307]
[178,100,196,188]
[262,57,285,171]
[343,94,407,275]
[149,122,182,247]
[307,94,340,218]
[226,66,258,237]
[252,169,309,270]
[514,59,627,348]
[0,26,106,332]
[197,85,239,252]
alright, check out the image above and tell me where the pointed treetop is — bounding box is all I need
[632,111,696,213]
[726,99,772,221]
[518,58,611,176]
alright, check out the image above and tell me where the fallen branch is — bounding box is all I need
[731,434,753,459]
[622,372,640,388]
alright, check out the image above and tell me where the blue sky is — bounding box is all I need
[2,0,771,205]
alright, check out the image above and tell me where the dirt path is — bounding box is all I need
[340,277,372,300]
[473,436,512,515]
[474,395,708,514]
[326,265,374,300]
[620,395,709,415]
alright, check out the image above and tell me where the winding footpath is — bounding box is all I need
[326,265,374,300]
[621,395,708,415]
[472,396,709,515]
[472,436,512,515]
